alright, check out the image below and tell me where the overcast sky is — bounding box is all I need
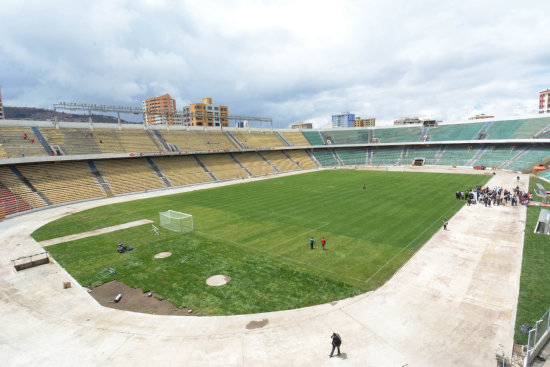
[1,0,549,127]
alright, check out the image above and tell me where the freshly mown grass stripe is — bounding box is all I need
[514,177,550,345]
[38,170,489,315]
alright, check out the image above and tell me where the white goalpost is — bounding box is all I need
[159,210,194,233]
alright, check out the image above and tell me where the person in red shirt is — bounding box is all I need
[321,237,326,250]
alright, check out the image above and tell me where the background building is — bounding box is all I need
[183,98,228,127]
[0,86,5,120]
[332,113,355,128]
[291,122,313,129]
[354,117,375,127]
[394,117,420,125]
[142,94,178,125]
[469,114,494,120]
[540,89,550,114]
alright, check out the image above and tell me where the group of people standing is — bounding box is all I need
[308,236,327,250]
[456,185,532,207]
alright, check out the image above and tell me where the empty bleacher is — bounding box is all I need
[260,151,300,172]
[483,120,523,140]
[475,145,521,168]
[0,126,48,158]
[0,166,46,209]
[503,146,550,171]
[198,154,248,180]
[161,130,237,151]
[373,126,424,143]
[302,131,325,145]
[312,149,339,166]
[92,129,162,153]
[230,131,285,149]
[436,145,477,166]
[324,130,370,145]
[232,152,276,175]
[285,150,318,169]
[278,131,310,146]
[16,162,106,205]
[152,156,213,186]
[335,148,367,165]
[425,122,484,142]
[370,147,402,165]
[508,117,550,139]
[40,128,101,155]
[93,158,165,195]
[0,181,31,216]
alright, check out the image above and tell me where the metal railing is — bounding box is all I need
[525,307,550,367]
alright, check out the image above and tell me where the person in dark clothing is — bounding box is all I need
[330,332,342,357]
[443,219,448,230]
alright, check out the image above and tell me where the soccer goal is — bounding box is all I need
[159,210,193,233]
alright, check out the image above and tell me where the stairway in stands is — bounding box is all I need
[8,166,52,205]
[147,130,169,151]
[257,152,280,172]
[474,121,493,140]
[433,145,447,164]
[87,161,113,197]
[193,156,218,180]
[397,146,409,165]
[467,144,488,166]
[146,157,172,187]
[30,126,53,154]
[273,131,291,146]
[225,131,246,149]
[500,146,531,169]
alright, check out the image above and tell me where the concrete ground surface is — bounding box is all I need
[39,219,154,247]
[0,168,529,366]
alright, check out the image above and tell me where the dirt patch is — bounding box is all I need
[89,280,193,316]
[246,318,269,329]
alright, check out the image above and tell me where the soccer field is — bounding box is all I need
[35,170,490,315]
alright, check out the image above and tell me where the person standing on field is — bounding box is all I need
[443,219,448,230]
[321,237,326,250]
[330,332,342,357]
[362,183,366,190]
[309,237,315,250]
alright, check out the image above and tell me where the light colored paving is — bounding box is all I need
[39,219,154,247]
[0,169,528,367]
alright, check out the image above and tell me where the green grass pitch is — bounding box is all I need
[34,170,490,315]
[514,177,550,345]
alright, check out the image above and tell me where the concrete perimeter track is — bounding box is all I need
[0,168,528,366]
[39,219,154,247]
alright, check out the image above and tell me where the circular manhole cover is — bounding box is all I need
[206,274,231,286]
[154,252,172,259]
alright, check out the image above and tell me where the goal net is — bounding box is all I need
[159,210,193,233]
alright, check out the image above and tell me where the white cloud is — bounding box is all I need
[0,0,549,126]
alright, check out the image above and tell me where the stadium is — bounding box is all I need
[1,115,550,367]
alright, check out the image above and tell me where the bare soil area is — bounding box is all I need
[89,280,193,316]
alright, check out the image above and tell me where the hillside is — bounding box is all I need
[4,106,135,124]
